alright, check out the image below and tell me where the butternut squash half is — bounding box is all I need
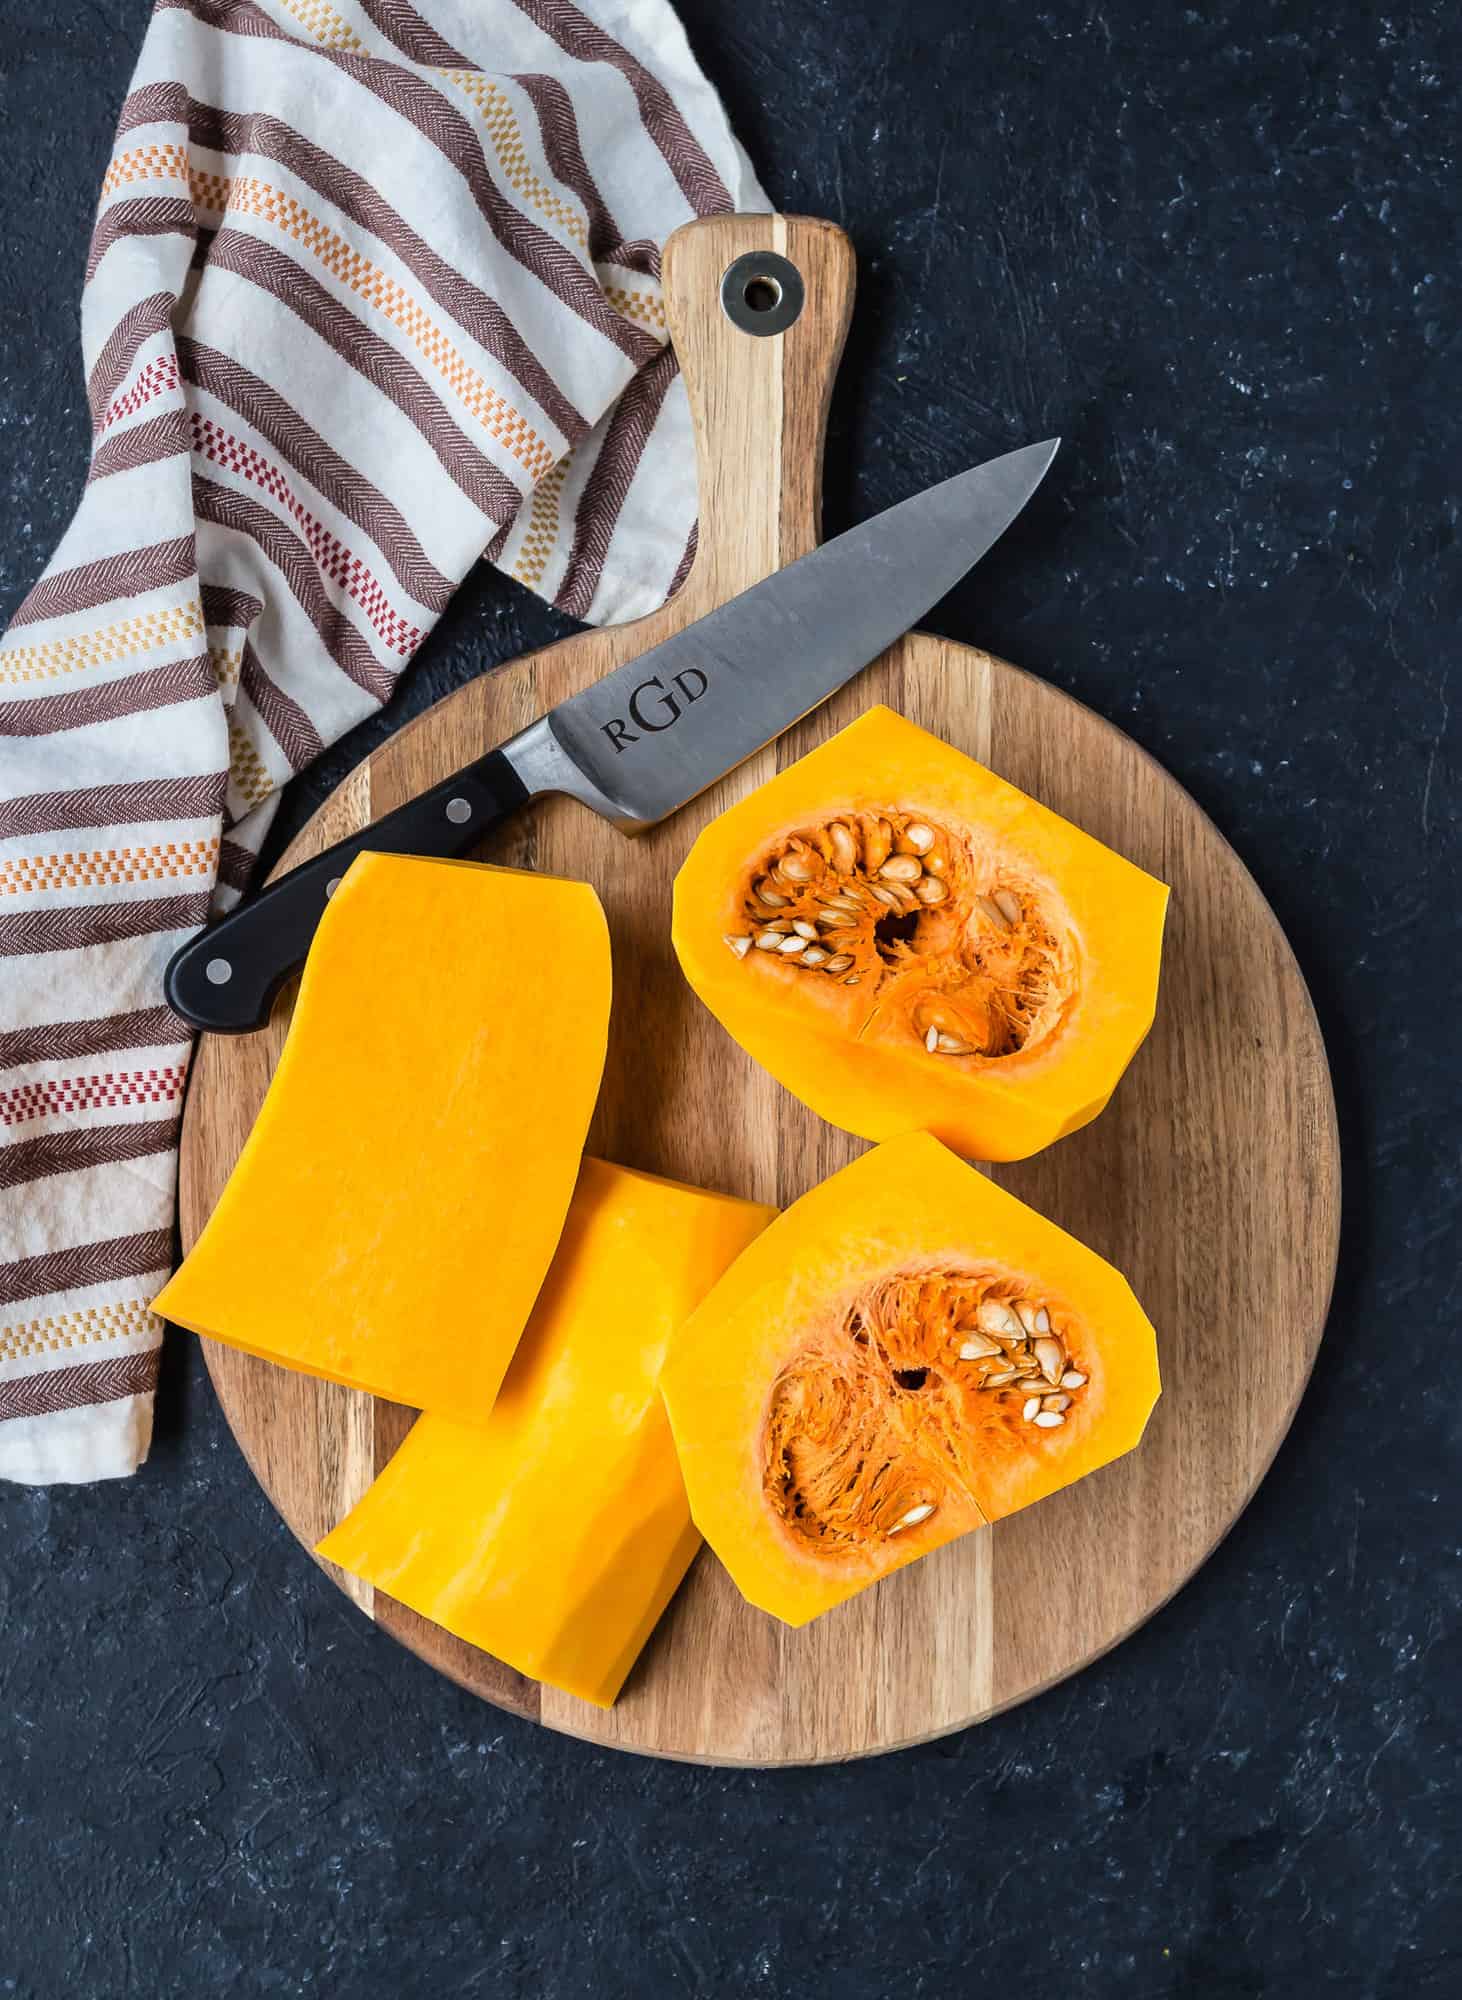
[672,706,1169,1160]
[661,1132,1159,1627]
[154,853,610,1414]
[318,1157,777,1707]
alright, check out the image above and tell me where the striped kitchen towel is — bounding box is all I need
[0,0,762,1484]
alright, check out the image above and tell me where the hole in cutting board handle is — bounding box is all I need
[720,250,805,336]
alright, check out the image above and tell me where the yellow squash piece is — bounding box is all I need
[672,705,1169,1160]
[662,1132,1159,1627]
[155,852,610,1413]
[318,1157,776,1707]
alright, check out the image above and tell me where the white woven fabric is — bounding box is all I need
[0,0,763,1482]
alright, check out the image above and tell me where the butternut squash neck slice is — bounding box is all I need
[318,1157,777,1708]
[661,1133,1160,1628]
[154,852,610,1415]
[671,705,1170,1161]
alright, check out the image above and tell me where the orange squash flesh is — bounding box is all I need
[661,1132,1159,1628]
[154,852,610,1414]
[318,1157,777,1707]
[671,705,1169,1161]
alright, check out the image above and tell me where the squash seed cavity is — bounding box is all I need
[762,1266,1089,1554]
[729,812,1072,1063]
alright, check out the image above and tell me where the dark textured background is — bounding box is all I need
[2,2,1458,1995]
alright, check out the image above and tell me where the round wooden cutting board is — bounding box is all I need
[178,215,1340,1764]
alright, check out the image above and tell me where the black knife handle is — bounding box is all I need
[165,748,532,1034]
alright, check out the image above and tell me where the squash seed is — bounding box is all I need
[879,854,923,884]
[958,1331,1003,1359]
[1041,1393,1071,1414]
[1061,1370,1087,1390]
[976,893,1011,930]
[824,953,854,972]
[976,1302,1022,1338]
[777,933,807,955]
[1015,1301,1040,1334]
[829,821,857,871]
[1022,1396,1042,1422]
[817,908,858,928]
[754,930,785,951]
[864,817,893,871]
[756,880,788,907]
[915,875,948,905]
[800,946,828,967]
[1033,1337,1064,1385]
[891,1502,934,1532]
[934,1032,974,1055]
[777,850,820,883]
[724,934,752,958]
[984,1367,1020,1387]
[925,1025,941,1053]
[792,920,818,941]
[1033,1410,1066,1428]
[994,889,1022,925]
[843,974,861,986]
[902,822,935,854]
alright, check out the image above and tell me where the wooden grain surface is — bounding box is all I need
[178,215,1341,1764]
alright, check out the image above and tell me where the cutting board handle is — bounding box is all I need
[661,214,855,612]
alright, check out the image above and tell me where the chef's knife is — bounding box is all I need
[166,437,1058,1034]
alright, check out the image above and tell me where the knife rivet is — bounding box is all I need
[446,797,472,825]
[325,876,343,898]
[205,957,233,986]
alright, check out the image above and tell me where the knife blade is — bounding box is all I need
[166,437,1058,1033]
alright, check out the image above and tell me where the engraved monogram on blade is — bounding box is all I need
[598,667,709,752]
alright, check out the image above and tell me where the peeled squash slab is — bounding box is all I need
[672,705,1169,1161]
[155,853,610,1413]
[662,1132,1159,1627]
[318,1157,776,1707]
